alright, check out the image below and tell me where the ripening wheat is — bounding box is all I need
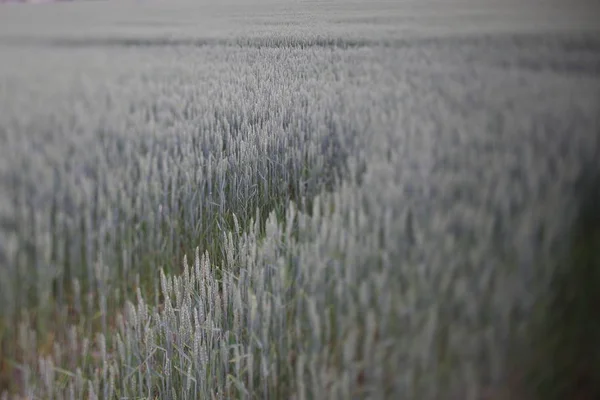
[1,0,599,399]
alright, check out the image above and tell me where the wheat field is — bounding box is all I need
[0,0,599,399]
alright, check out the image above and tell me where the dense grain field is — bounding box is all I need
[1,0,599,398]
